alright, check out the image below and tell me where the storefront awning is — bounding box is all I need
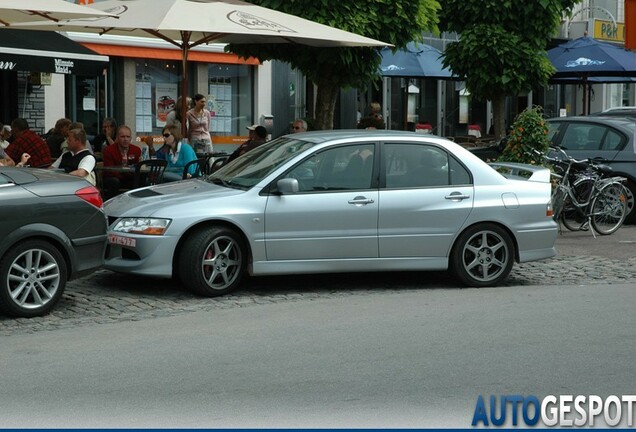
[0,29,109,75]
[80,43,259,66]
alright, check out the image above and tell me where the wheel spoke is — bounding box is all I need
[10,262,28,275]
[206,268,219,285]
[220,240,235,256]
[490,241,504,254]
[30,283,47,306]
[37,262,58,275]
[10,282,28,302]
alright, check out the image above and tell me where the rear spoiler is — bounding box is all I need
[488,162,551,183]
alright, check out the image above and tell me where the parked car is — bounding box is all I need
[469,116,636,224]
[589,106,636,118]
[545,116,636,223]
[103,130,557,296]
[0,168,107,317]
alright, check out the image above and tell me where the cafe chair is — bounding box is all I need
[134,159,167,188]
[182,158,206,179]
[209,154,229,173]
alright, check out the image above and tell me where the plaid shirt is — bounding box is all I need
[6,130,51,168]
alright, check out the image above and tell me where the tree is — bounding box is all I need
[438,0,580,140]
[227,0,439,130]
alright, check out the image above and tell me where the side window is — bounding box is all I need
[603,130,624,151]
[547,122,561,144]
[0,174,11,186]
[560,124,588,150]
[560,123,604,151]
[448,155,471,185]
[384,143,451,188]
[286,143,375,191]
[583,125,606,150]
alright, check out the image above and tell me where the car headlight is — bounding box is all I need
[112,218,171,235]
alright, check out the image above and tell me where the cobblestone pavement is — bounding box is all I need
[1,230,635,335]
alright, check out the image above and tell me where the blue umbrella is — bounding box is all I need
[547,36,636,78]
[548,36,636,114]
[379,42,454,78]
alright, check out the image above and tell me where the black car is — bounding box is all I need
[546,116,636,224]
[589,107,636,118]
[0,168,107,317]
[470,116,636,223]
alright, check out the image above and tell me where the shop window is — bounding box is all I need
[207,63,254,137]
[135,60,181,135]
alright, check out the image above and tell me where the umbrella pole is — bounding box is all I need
[582,77,588,115]
[181,32,191,139]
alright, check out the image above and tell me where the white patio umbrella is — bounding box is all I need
[0,0,115,26]
[15,0,390,135]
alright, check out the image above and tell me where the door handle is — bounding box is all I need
[445,192,470,201]
[348,196,375,205]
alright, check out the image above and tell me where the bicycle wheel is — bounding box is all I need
[561,178,593,231]
[551,185,567,220]
[590,182,627,235]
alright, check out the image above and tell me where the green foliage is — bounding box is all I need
[438,0,580,99]
[498,106,551,165]
[229,0,439,89]
[442,25,557,101]
[227,0,440,129]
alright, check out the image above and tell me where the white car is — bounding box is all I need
[104,130,557,296]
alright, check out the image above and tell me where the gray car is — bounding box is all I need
[0,168,107,317]
[547,116,636,223]
[104,130,557,296]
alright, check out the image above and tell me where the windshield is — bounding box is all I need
[208,137,316,189]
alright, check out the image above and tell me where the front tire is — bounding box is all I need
[179,226,245,297]
[0,240,67,317]
[451,224,514,287]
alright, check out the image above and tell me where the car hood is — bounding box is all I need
[104,179,246,217]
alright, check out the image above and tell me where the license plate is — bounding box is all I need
[108,234,136,248]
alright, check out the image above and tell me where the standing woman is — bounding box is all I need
[187,93,213,155]
[162,124,198,182]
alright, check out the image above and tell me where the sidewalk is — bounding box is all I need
[555,224,636,260]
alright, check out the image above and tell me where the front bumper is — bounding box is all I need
[104,232,180,277]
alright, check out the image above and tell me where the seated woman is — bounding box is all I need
[161,124,197,182]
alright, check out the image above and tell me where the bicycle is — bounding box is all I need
[546,146,628,236]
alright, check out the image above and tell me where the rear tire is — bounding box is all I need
[178,226,245,297]
[590,182,627,235]
[451,223,514,287]
[622,180,636,224]
[0,240,67,318]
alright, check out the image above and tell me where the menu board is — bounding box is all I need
[208,81,233,133]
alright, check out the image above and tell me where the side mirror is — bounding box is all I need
[277,178,299,194]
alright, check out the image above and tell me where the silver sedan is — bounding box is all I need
[104,130,557,296]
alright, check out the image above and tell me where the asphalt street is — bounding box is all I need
[1,282,635,428]
[0,225,634,335]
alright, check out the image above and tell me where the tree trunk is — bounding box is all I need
[313,78,340,130]
[492,94,507,141]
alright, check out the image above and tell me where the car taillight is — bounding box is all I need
[75,186,103,208]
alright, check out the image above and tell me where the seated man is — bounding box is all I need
[101,125,142,199]
[49,128,96,185]
[226,125,267,163]
[6,118,51,168]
